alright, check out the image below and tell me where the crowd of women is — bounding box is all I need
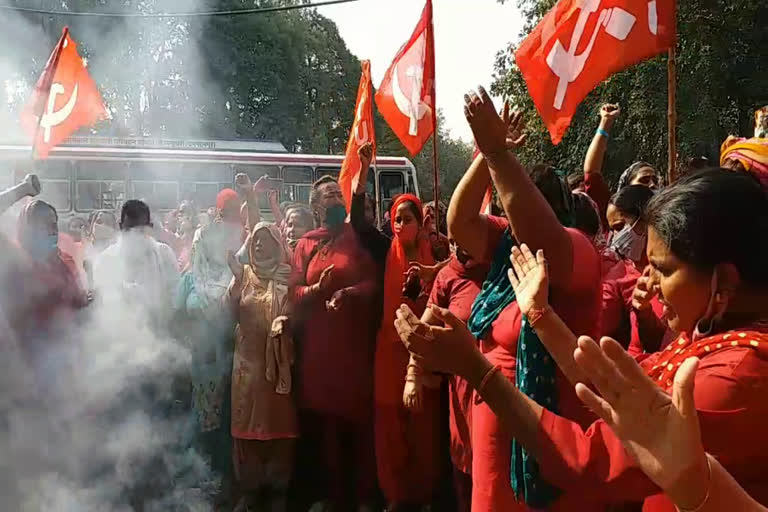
[3,84,768,512]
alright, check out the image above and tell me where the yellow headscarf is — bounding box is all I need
[720,136,768,186]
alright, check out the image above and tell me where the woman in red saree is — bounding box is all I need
[5,198,89,393]
[373,194,440,510]
[396,168,768,511]
[289,176,379,510]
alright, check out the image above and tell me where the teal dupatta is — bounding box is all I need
[467,228,561,508]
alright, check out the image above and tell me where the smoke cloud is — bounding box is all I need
[0,1,229,509]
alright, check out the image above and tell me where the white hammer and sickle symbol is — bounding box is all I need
[40,83,79,143]
[392,62,429,136]
[546,0,637,110]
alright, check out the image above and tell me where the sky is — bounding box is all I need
[317,0,523,143]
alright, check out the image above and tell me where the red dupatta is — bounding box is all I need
[378,194,435,344]
[647,328,768,391]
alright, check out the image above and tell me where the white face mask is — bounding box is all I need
[610,219,647,262]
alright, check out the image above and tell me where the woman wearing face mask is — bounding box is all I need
[7,199,89,390]
[374,194,444,510]
[603,185,670,353]
[289,176,379,511]
[225,222,296,512]
[174,188,244,508]
[396,168,768,512]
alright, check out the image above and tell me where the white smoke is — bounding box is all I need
[0,1,228,509]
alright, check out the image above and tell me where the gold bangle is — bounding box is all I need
[676,455,713,512]
[477,365,502,395]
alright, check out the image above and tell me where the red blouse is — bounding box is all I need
[428,257,487,474]
[536,331,768,511]
[471,215,602,511]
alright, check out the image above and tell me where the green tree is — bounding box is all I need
[493,0,768,186]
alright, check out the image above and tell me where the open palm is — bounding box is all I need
[507,244,549,317]
[573,336,704,492]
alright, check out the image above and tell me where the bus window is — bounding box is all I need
[379,171,405,201]
[24,161,73,212]
[39,180,71,212]
[283,166,313,184]
[194,183,219,209]
[182,163,233,182]
[76,181,126,211]
[77,160,129,180]
[130,161,185,181]
[32,159,72,180]
[132,181,179,211]
[366,167,375,196]
[316,166,341,181]
[282,184,311,204]
[238,165,279,182]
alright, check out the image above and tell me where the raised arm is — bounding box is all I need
[465,88,572,286]
[446,153,493,260]
[583,104,619,227]
[268,189,283,226]
[584,104,619,177]
[235,173,261,231]
[350,143,374,232]
[0,174,40,215]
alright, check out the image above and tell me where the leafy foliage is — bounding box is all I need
[493,0,768,186]
[0,0,472,201]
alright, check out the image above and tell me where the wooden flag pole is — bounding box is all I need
[667,46,677,184]
[427,0,440,233]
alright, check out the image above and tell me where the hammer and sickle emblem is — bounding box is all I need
[546,0,638,110]
[392,62,430,136]
[40,82,79,143]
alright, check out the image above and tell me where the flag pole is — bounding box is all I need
[427,0,440,233]
[30,26,69,160]
[667,46,677,184]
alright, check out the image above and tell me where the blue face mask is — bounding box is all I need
[26,234,58,260]
[325,204,347,229]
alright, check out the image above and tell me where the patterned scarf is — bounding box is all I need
[468,212,573,508]
[648,328,768,391]
[467,228,561,508]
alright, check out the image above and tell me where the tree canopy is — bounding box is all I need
[0,0,472,203]
[493,0,768,186]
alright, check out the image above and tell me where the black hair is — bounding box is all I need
[391,195,423,226]
[572,192,600,238]
[610,185,655,221]
[617,161,656,190]
[529,164,573,225]
[567,172,585,191]
[645,168,768,285]
[309,175,338,209]
[285,204,314,229]
[27,200,58,223]
[120,200,151,231]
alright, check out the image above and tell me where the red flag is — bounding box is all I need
[21,28,109,159]
[515,0,676,144]
[375,0,435,156]
[339,60,376,208]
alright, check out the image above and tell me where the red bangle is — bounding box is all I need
[528,305,552,328]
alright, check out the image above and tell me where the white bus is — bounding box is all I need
[0,136,419,224]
